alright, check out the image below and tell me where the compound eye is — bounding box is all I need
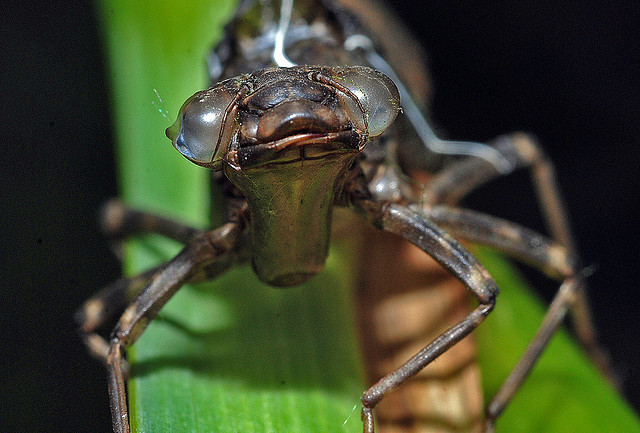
[166,86,237,169]
[331,66,400,138]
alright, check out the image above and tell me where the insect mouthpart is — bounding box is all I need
[217,67,400,286]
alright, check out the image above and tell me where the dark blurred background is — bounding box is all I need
[1,0,638,431]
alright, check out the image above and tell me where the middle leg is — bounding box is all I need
[419,133,613,381]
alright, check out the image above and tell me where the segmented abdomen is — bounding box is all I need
[355,225,484,433]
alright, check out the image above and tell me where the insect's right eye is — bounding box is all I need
[166,87,237,170]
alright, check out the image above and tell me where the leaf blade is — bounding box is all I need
[474,248,640,432]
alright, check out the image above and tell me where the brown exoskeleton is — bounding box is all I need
[78,1,612,432]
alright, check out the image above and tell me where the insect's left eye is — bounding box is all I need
[166,87,237,170]
[331,66,400,138]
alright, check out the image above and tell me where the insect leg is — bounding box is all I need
[421,205,576,279]
[77,266,161,362]
[101,199,205,244]
[106,222,241,433]
[421,133,612,381]
[485,279,579,433]
[77,201,207,362]
[352,199,498,433]
[417,205,587,429]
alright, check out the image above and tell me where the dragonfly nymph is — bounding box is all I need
[78,1,612,432]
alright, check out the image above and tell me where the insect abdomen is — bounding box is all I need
[355,226,484,433]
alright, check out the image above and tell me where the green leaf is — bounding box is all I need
[474,248,640,432]
[97,1,639,432]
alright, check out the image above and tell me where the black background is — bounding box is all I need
[1,1,638,431]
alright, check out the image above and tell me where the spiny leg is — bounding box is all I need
[422,133,568,242]
[421,132,612,380]
[420,205,576,279]
[416,205,589,429]
[107,222,240,433]
[351,199,499,433]
[101,199,205,244]
[484,279,579,433]
[77,201,206,362]
[77,266,160,362]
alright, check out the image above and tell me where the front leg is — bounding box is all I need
[417,205,586,430]
[352,199,499,433]
[106,222,240,433]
